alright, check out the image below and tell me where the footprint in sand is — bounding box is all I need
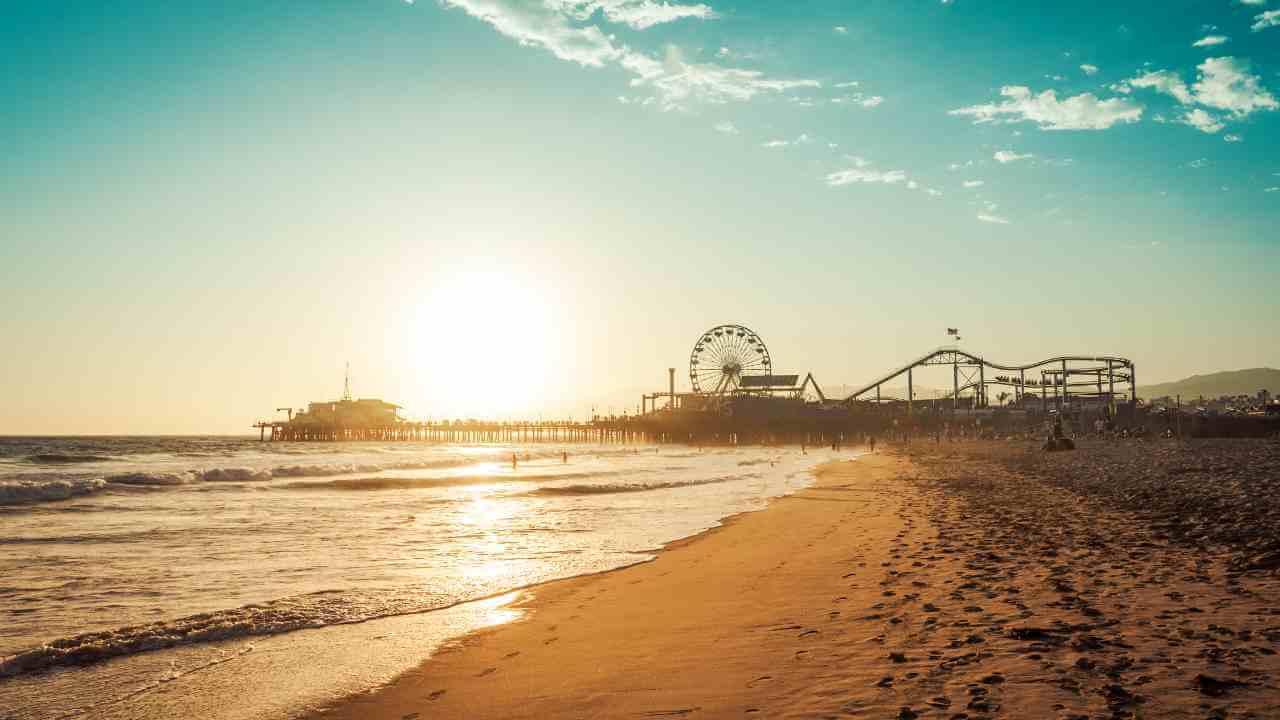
[476,667,497,677]
[427,690,447,701]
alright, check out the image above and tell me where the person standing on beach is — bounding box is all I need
[869,436,876,453]
[511,453,518,470]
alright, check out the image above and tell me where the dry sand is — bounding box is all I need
[313,443,1280,719]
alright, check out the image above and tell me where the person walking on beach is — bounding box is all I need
[511,453,518,470]
[869,436,876,453]
[562,451,568,464]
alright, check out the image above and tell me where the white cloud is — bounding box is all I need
[1120,57,1277,128]
[622,46,821,107]
[993,150,1034,163]
[834,81,860,88]
[1181,108,1224,133]
[831,91,884,108]
[1192,57,1278,117]
[1125,70,1194,104]
[713,121,738,134]
[1252,10,1280,31]
[963,180,985,187]
[1240,0,1266,5]
[977,214,1011,224]
[1193,35,1229,47]
[1080,64,1099,76]
[826,168,907,186]
[443,0,622,67]
[761,133,811,148]
[833,25,848,34]
[549,0,717,30]
[925,188,943,197]
[1224,133,1242,142]
[1265,187,1279,193]
[907,180,919,190]
[843,155,873,167]
[947,160,973,171]
[1188,158,1209,168]
[949,86,1143,130]
[441,1,816,108]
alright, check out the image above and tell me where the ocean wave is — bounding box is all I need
[268,458,475,478]
[25,453,117,465]
[0,478,108,506]
[268,463,385,477]
[194,468,272,483]
[526,474,752,496]
[106,472,194,486]
[0,589,451,678]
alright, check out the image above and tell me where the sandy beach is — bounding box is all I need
[314,442,1280,719]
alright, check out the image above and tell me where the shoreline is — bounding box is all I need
[312,440,1280,719]
[310,451,910,719]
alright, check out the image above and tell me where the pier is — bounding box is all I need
[256,325,1140,445]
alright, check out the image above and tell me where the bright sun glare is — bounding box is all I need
[409,264,560,420]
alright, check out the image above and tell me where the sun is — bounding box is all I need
[405,263,561,420]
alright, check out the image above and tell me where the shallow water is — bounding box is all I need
[0,437,835,719]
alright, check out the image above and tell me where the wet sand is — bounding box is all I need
[313,442,1280,719]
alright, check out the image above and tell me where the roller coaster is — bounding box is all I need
[844,346,1135,413]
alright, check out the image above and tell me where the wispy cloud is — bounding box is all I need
[1224,133,1242,142]
[1265,187,1279,193]
[1188,158,1209,168]
[550,0,717,30]
[993,150,1034,163]
[833,25,848,34]
[762,133,811,148]
[713,121,738,134]
[438,1,817,108]
[977,213,1011,224]
[1080,64,1099,76]
[1252,10,1280,32]
[949,86,1142,130]
[831,92,884,108]
[1193,35,1229,47]
[622,47,821,107]
[826,168,906,186]
[962,180,985,188]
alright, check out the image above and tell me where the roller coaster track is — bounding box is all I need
[844,346,1135,404]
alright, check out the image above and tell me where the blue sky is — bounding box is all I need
[1,1,1278,432]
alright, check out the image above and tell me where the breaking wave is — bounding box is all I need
[0,589,449,678]
[194,468,273,483]
[0,478,107,506]
[106,472,194,486]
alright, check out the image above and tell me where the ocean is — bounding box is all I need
[0,436,835,719]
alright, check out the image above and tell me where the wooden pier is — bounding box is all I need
[253,419,652,444]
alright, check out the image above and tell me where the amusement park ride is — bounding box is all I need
[638,324,825,415]
[640,323,1137,417]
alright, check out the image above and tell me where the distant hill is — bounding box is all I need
[1140,368,1280,401]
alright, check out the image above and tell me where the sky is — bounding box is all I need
[2,0,1278,434]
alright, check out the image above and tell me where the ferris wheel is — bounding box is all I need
[689,324,772,395]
